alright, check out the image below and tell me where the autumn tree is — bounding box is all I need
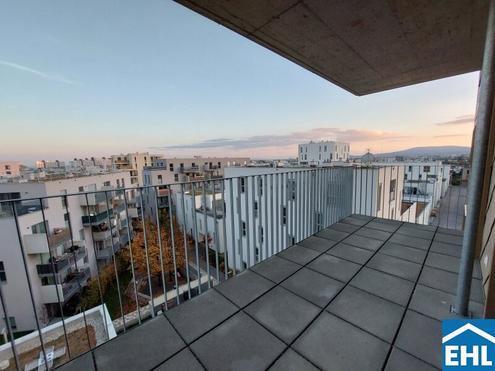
[128,214,186,282]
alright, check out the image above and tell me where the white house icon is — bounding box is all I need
[443,323,495,367]
[443,323,495,344]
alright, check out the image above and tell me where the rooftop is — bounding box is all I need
[59,214,483,370]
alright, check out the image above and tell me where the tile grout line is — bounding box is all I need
[265,216,401,370]
[380,224,440,371]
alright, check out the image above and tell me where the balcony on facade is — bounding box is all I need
[81,209,113,226]
[24,227,72,255]
[41,267,91,304]
[36,246,87,276]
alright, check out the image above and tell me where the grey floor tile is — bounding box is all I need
[409,284,484,321]
[308,254,361,283]
[395,310,442,369]
[434,233,462,245]
[385,347,438,371]
[341,216,368,226]
[155,348,204,371]
[367,253,422,282]
[278,245,321,265]
[389,234,431,250]
[165,289,238,343]
[372,217,402,226]
[191,312,285,371]
[269,349,318,371]
[214,270,275,308]
[329,222,361,233]
[366,220,401,233]
[294,312,389,371]
[437,227,463,236]
[281,268,343,308]
[401,222,437,232]
[380,242,427,264]
[315,228,349,242]
[245,286,320,343]
[251,255,301,284]
[327,286,404,342]
[419,266,484,303]
[355,227,391,241]
[327,243,374,264]
[396,225,435,240]
[350,267,414,306]
[298,236,337,253]
[425,252,463,275]
[56,351,95,371]
[94,316,185,371]
[430,241,462,257]
[341,234,383,251]
[350,214,374,221]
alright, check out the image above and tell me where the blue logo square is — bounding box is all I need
[442,319,495,370]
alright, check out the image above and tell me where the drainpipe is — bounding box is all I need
[455,0,495,316]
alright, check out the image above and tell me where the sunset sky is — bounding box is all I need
[0,0,478,164]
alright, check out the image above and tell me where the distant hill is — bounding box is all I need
[374,146,470,158]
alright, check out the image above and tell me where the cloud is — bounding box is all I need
[434,115,474,126]
[151,127,407,151]
[0,60,80,85]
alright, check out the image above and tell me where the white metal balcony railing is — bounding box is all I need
[0,164,467,369]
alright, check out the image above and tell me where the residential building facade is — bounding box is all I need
[0,171,134,333]
[298,141,350,165]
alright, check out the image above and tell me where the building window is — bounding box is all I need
[324,145,327,152]
[31,222,46,234]
[169,163,174,172]
[0,262,6,282]
[254,201,258,217]
[423,166,431,173]
[158,175,163,184]
[242,221,246,236]
[258,178,263,196]
[282,206,287,225]
[218,162,221,168]
[240,178,245,193]
[174,174,179,182]
[78,186,84,192]
[390,179,397,201]
[404,174,408,180]
[408,166,412,172]
[104,181,111,187]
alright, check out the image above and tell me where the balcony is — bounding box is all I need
[41,267,91,304]
[62,215,482,370]
[36,247,87,276]
[24,228,71,254]
[78,192,108,206]
[81,209,113,226]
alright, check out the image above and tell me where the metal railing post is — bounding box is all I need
[455,0,495,316]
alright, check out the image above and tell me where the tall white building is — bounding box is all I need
[0,171,134,333]
[298,141,350,165]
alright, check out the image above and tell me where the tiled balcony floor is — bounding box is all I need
[59,215,484,371]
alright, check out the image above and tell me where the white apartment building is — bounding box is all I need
[142,157,250,219]
[298,141,350,165]
[0,162,21,178]
[0,171,134,333]
[173,187,226,256]
[403,162,451,204]
[352,166,412,222]
[111,152,161,186]
[35,160,65,170]
[223,166,353,271]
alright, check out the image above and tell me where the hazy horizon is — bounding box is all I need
[0,0,478,163]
